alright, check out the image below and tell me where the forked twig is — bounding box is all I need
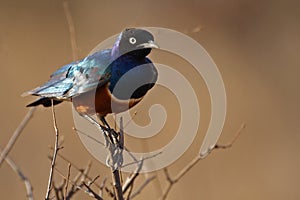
[1,146,34,200]
[55,167,103,200]
[122,159,144,194]
[130,175,156,199]
[160,124,246,200]
[215,124,246,149]
[99,177,107,197]
[49,149,104,191]
[82,182,103,200]
[53,179,65,200]
[64,161,92,199]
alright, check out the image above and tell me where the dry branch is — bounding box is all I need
[55,167,103,200]
[122,159,143,194]
[160,124,245,200]
[1,146,34,200]
[45,101,61,199]
[82,182,103,200]
[0,107,36,167]
[130,175,156,199]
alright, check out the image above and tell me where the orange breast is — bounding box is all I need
[72,83,142,116]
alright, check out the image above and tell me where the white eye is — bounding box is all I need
[129,37,137,44]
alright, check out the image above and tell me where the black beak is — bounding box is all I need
[137,40,159,49]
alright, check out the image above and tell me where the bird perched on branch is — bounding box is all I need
[23,28,159,124]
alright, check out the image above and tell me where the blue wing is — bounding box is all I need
[65,50,112,98]
[24,49,113,101]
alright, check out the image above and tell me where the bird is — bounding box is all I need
[23,28,159,126]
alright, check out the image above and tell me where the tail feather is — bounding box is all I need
[24,63,74,107]
[23,79,72,97]
[23,62,73,97]
[26,97,63,107]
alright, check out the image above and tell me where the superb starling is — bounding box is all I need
[24,28,159,118]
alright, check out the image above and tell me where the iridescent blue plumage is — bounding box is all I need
[25,28,158,116]
[25,50,112,101]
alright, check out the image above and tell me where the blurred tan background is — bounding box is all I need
[1,0,300,199]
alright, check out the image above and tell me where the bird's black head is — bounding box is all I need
[113,28,159,59]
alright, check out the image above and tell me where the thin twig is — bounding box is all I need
[173,155,201,183]
[215,123,246,149]
[72,127,105,146]
[121,151,162,169]
[48,148,104,191]
[87,175,100,186]
[125,183,134,200]
[122,159,144,193]
[130,175,156,199]
[80,160,92,183]
[127,111,163,198]
[65,169,83,199]
[45,100,61,200]
[105,185,115,198]
[53,179,65,200]
[62,0,79,60]
[82,175,101,199]
[160,124,245,200]
[64,163,71,199]
[66,160,91,198]
[160,157,201,200]
[73,125,142,171]
[99,177,107,197]
[0,107,36,167]
[1,146,34,200]
[82,183,103,200]
[55,168,103,200]
[124,111,138,129]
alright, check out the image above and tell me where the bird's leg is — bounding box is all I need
[97,114,111,145]
[97,115,123,171]
[78,112,113,145]
[99,115,111,130]
[79,113,123,170]
[78,112,108,131]
[98,115,119,140]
